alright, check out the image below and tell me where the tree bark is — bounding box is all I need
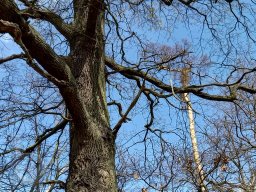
[183,93,206,192]
[0,0,118,191]
[59,0,117,191]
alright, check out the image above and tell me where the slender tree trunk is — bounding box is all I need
[58,1,117,191]
[183,93,206,192]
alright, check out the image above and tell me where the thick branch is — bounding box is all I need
[105,57,238,102]
[237,85,256,94]
[0,0,73,83]
[20,7,73,40]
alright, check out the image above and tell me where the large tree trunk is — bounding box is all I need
[59,1,118,191]
[0,0,117,191]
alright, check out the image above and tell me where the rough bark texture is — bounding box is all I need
[0,0,118,191]
[60,1,117,191]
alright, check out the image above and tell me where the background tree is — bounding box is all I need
[1,0,256,192]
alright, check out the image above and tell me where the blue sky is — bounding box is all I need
[1,1,256,191]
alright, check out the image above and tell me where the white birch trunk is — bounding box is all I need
[183,92,206,192]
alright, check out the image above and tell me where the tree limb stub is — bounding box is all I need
[0,20,22,41]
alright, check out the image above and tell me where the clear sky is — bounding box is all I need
[1,1,256,191]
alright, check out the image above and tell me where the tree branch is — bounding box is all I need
[24,119,69,153]
[42,180,66,190]
[0,0,73,83]
[105,57,238,102]
[112,88,143,136]
[20,7,73,40]
[108,101,131,121]
[0,53,25,64]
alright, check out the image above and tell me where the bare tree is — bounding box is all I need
[1,0,256,191]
